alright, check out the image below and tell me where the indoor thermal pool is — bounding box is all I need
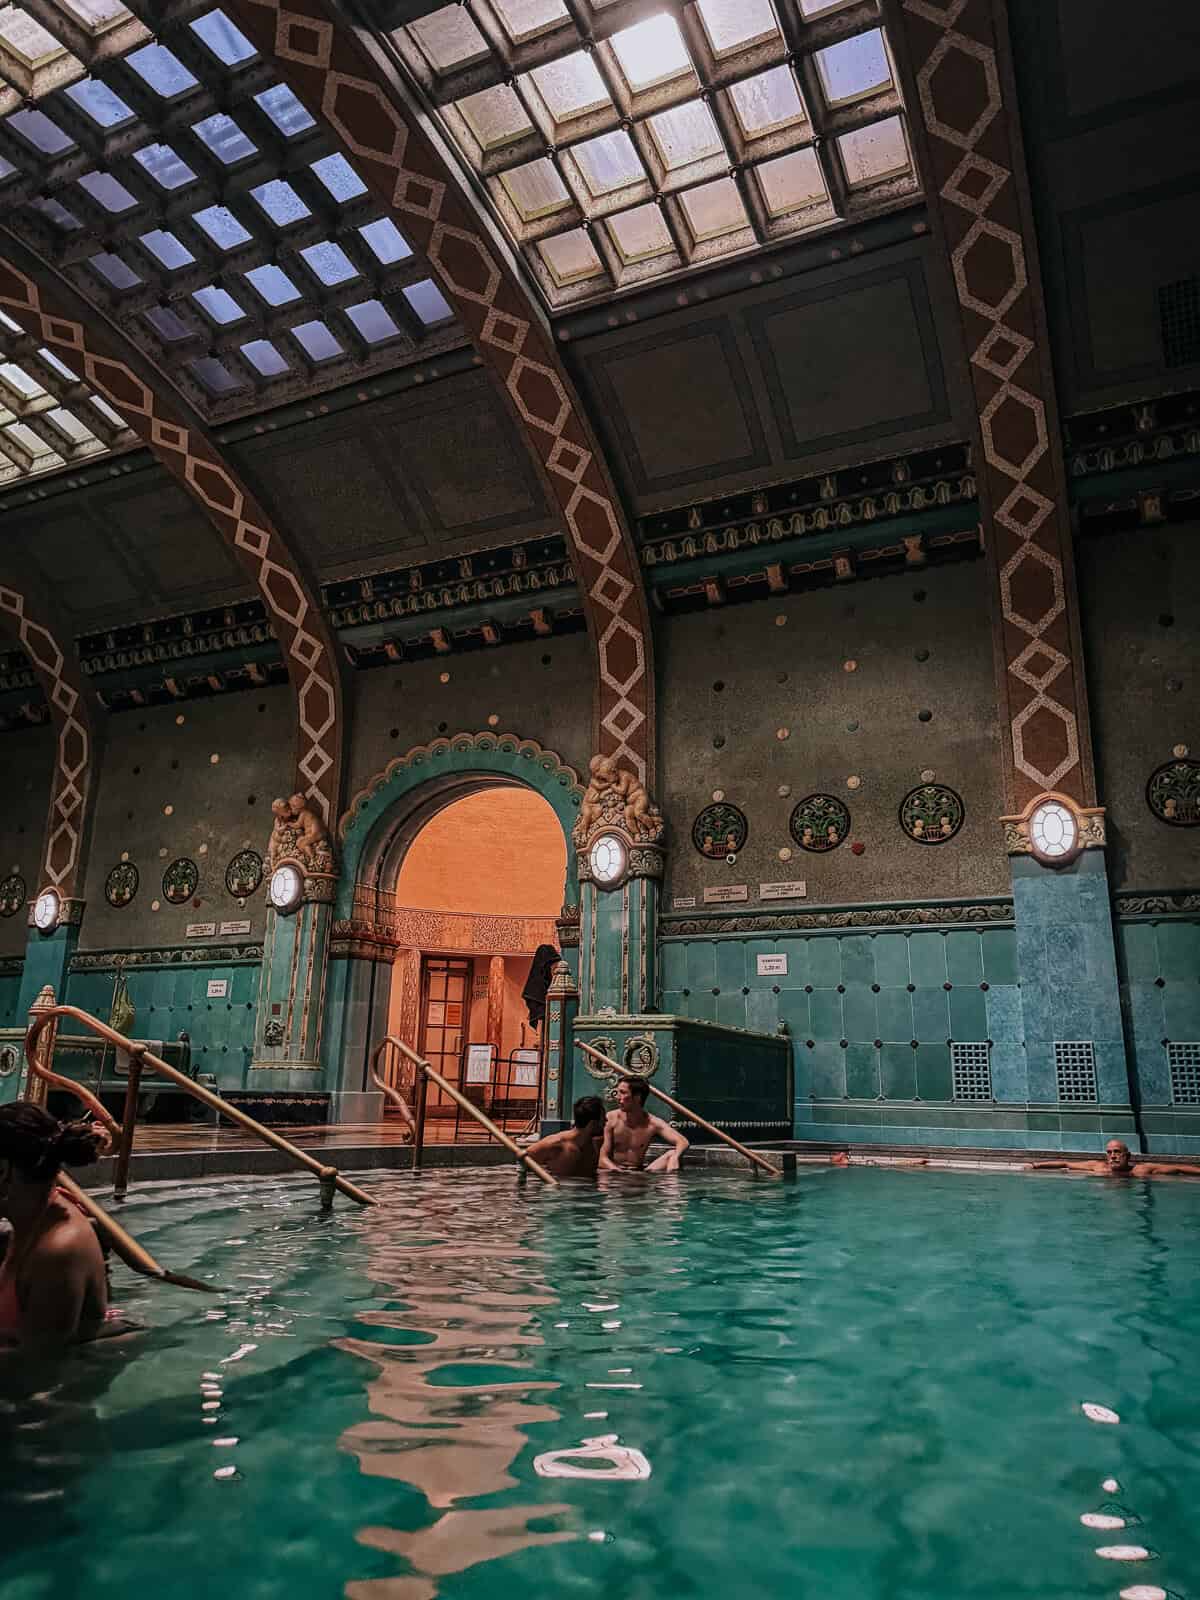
[3,1166,1198,1600]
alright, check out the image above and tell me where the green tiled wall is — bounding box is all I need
[0,968,22,1030]
[1118,916,1200,1155]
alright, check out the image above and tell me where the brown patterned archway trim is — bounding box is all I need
[886,0,1094,809]
[0,570,94,899]
[226,0,655,783]
[0,246,345,823]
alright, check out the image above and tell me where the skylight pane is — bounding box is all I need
[607,203,673,264]
[407,6,488,70]
[754,146,828,217]
[838,116,909,185]
[29,197,81,230]
[244,263,299,306]
[193,285,245,324]
[729,67,807,137]
[572,130,643,198]
[240,339,288,376]
[126,43,198,98]
[358,218,411,264]
[311,153,367,201]
[500,158,570,221]
[611,15,693,92]
[7,108,73,155]
[189,356,237,392]
[192,112,256,164]
[456,85,533,151]
[134,143,197,191]
[696,0,779,55]
[251,178,310,226]
[90,394,124,426]
[648,100,722,171]
[528,51,610,121]
[0,6,65,59]
[0,155,14,182]
[290,319,343,360]
[538,228,605,287]
[46,407,93,443]
[680,176,748,241]
[88,251,142,289]
[8,422,54,457]
[403,279,452,324]
[193,205,252,250]
[65,77,133,127]
[0,363,42,397]
[190,9,256,65]
[38,347,77,381]
[145,304,190,340]
[345,299,401,343]
[58,0,130,29]
[77,171,137,213]
[254,82,315,136]
[799,0,852,13]
[492,0,567,44]
[814,29,891,106]
[300,240,356,286]
[139,228,195,269]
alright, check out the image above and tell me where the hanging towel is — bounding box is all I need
[522,944,561,1028]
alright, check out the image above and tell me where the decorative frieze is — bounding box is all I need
[69,943,262,972]
[661,901,1014,937]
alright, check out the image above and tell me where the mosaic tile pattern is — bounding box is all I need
[227,0,654,780]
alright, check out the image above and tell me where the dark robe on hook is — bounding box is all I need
[522,944,561,1029]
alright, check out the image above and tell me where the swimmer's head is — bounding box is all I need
[1105,1139,1133,1172]
[0,1101,105,1208]
[573,1095,605,1132]
[616,1078,648,1110]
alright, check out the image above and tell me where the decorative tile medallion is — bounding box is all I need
[104,861,139,908]
[225,848,264,897]
[899,784,964,846]
[692,802,749,859]
[163,857,200,905]
[1147,759,1200,826]
[0,874,25,917]
[789,794,851,853]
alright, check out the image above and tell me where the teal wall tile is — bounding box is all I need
[745,939,782,986]
[1163,983,1200,1041]
[872,934,910,987]
[809,1041,845,1099]
[980,928,1017,985]
[0,971,22,1029]
[880,1041,916,1099]
[1158,922,1200,982]
[803,938,842,988]
[842,987,877,1043]
[1117,921,1159,981]
[984,984,1022,1043]
[949,987,988,1040]
[661,942,687,993]
[917,1042,953,1100]
[685,941,716,990]
[911,987,949,1042]
[746,989,779,1034]
[663,989,685,1015]
[1124,981,1164,1045]
[1131,1037,1170,1104]
[946,932,984,985]
[844,1042,879,1099]
[1024,1040,1057,1102]
[716,940,746,991]
[717,992,748,1030]
[688,988,717,1023]
[877,987,913,1041]
[990,1042,1027,1101]
[840,937,874,986]
[810,989,842,1040]
[778,990,810,1038]
[908,932,948,986]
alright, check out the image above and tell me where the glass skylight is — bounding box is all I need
[189,9,255,67]
[291,319,342,361]
[310,153,367,202]
[396,0,918,306]
[253,81,314,136]
[133,142,196,191]
[126,42,197,98]
[404,280,453,324]
[0,328,130,487]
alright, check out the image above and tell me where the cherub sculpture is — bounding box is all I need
[266,797,299,871]
[573,754,663,845]
[288,792,334,875]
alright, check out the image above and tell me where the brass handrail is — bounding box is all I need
[369,1037,416,1138]
[378,1034,558,1187]
[578,1040,781,1176]
[25,1005,376,1209]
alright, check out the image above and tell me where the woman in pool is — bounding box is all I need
[0,1102,110,1351]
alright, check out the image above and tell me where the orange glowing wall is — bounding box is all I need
[394,788,566,916]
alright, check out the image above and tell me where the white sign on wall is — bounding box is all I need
[219,919,251,936]
[186,922,217,939]
[759,881,808,901]
[465,1043,495,1085]
[512,1048,540,1088]
[756,954,788,976]
[703,884,749,904]
[207,979,229,999]
[672,895,697,910]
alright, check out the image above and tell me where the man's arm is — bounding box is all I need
[1028,1160,1102,1171]
[521,1131,562,1163]
[598,1114,619,1171]
[1134,1162,1200,1176]
[649,1115,689,1172]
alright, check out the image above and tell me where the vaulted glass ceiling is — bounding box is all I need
[0,0,466,446]
[394,0,918,306]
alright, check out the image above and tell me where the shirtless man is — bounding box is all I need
[1030,1139,1200,1178]
[599,1079,689,1173]
[522,1097,605,1179]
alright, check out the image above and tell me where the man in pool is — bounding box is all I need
[598,1079,689,1173]
[522,1096,606,1179]
[1029,1139,1200,1178]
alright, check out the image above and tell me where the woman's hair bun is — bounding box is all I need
[53,1118,104,1169]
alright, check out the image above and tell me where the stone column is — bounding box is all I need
[253,868,335,1078]
[542,960,579,1131]
[486,956,506,1054]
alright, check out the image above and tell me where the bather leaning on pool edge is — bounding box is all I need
[1029,1139,1200,1178]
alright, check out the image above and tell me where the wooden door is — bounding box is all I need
[417,957,470,1118]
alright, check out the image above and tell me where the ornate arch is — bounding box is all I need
[0,243,345,823]
[338,731,583,920]
[0,570,94,900]
[227,0,655,784]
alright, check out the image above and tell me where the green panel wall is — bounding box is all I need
[0,967,22,1029]
[1117,916,1200,1155]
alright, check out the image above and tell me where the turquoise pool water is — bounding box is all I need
[2,1166,1198,1600]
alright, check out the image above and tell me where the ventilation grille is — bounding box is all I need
[952,1041,992,1100]
[1055,1040,1097,1102]
[1168,1042,1200,1105]
[1159,277,1200,369]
